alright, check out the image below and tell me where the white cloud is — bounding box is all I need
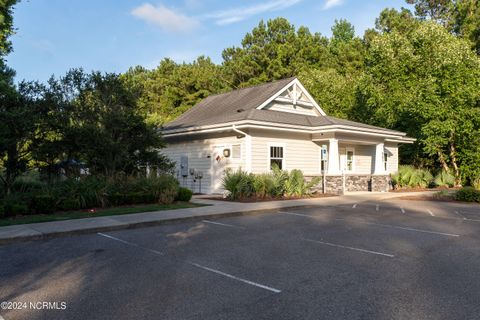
[323,0,344,10]
[131,3,199,33]
[206,0,302,26]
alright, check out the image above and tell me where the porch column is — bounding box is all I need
[374,143,385,174]
[327,138,340,174]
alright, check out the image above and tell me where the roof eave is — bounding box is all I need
[162,121,411,140]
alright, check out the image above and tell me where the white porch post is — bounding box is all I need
[327,138,340,175]
[374,143,385,174]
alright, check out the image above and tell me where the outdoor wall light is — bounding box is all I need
[223,148,231,157]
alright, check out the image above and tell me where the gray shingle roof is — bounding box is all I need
[163,77,404,135]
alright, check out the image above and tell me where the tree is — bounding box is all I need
[122,56,226,125]
[406,0,455,26]
[222,18,332,87]
[357,21,480,184]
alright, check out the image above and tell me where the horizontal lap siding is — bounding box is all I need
[162,136,245,193]
[385,143,399,173]
[339,144,374,174]
[250,130,319,174]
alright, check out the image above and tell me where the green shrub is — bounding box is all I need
[11,173,46,193]
[57,197,81,211]
[455,187,480,202]
[3,196,30,217]
[270,164,288,197]
[391,165,433,189]
[32,194,56,214]
[0,205,4,218]
[222,169,254,200]
[284,170,320,197]
[434,171,455,188]
[252,173,274,198]
[176,187,193,202]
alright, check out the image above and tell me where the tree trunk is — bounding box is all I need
[449,135,461,187]
[437,149,450,173]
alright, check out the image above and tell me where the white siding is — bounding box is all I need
[250,129,320,174]
[162,136,246,194]
[385,143,399,174]
[339,144,374,174]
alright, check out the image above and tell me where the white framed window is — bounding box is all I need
[231,144,241,159]
[346,147,354,172]
[269,145,284,170]
[384,152,388,171]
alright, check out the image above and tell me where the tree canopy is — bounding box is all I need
[1,0,480,188]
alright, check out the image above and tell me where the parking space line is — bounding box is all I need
[278,211,313,218]
[427,209,435,217]
[97,233,164,255]
[202,220,245,229]
[454,211,466,220]
[400,207,405,214]
[376,204,380,212]
[189,262,281,293]
[336,219,459,237]
[302,238,394,258]
[352,204,358,209]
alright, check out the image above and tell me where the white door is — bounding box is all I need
[211,145,228,194]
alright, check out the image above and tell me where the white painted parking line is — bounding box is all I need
[202,220,244,229]
[336,219,459,237]
[352,204,358,209]
[427,209,435,217]
[454,211,466,220]
[97,232,164,255]
[400,207,405,214]
[189,262,281,293]
[278,211,313,218]
[376,204,380,212]
[302,238,394,258]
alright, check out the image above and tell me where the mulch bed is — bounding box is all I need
[204,193,337,203]
[389,187,460,193]
[395,195,456,202]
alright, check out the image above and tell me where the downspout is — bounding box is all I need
[232,125,252,172]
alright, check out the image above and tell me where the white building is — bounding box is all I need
[161,77,415,194]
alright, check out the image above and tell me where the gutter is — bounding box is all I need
[232,125,252,172]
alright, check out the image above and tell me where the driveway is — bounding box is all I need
[1,199,479,319]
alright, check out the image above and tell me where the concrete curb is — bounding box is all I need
[0,204,324,246]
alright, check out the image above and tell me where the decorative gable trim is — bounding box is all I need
[256,78,327,116]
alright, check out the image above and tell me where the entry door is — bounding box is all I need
[211,145,227,194]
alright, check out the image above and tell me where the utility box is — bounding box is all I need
[180,156,189,177]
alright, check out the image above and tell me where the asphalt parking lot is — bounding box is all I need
[1,199,480,320]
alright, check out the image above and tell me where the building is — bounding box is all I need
[161,77,415,194]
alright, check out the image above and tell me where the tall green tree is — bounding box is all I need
[222,18,331,87]
[357,21,480,184]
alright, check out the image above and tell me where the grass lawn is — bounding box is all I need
[0,202,207,227]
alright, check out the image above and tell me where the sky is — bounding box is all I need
[8,0,411,83]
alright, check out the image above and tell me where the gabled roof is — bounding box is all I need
[163,77,407,137]
[165,77,296,130]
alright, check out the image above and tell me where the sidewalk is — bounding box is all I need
[0,191,436,245]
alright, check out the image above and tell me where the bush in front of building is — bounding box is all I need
[176,187,193,202]
[454,187,480,202]
[222,167,319,200]
[0,174,183,217]
[390,165,433,189]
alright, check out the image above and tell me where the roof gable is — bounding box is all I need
[256,78,326,116]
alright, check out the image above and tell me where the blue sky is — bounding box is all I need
[9,0,410,83]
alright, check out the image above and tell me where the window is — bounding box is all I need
[270,146,284,170]
[384,152,388,171]
[231,144,241,159]
[346,148,354,171]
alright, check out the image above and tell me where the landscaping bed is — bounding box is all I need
[0,201,206,227]
[205,193,337,203]
[396,188,480,204]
